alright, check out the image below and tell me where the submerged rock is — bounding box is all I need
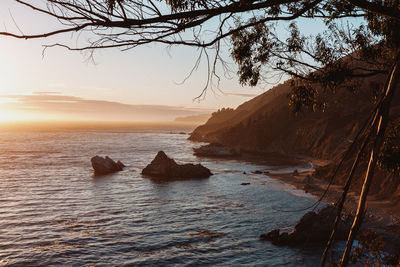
[142,151,212,179]
[193,143,240,157]
[91,156,125,176]
[260,229,280,241]
[260,205,350,246]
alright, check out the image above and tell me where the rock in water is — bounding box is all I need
[142,151,212,179]
[260,229,280,241]
[91,156,124,176]
[259,205,351,246]
[116,161,125,168]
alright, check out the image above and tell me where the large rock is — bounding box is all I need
[91,156,125,176]
[260,205,351,246]
[142,151,212,179]
[193,143,240,157]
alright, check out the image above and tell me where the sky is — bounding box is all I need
[0,0,268,122]
[0,1,352,123]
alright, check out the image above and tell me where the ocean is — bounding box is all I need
[0,126,324,266]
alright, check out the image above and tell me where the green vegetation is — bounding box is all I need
[1,1,400,266]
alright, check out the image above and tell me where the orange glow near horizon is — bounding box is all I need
[0,92,215,124]
[0,98,50,122]
[0,111,16,122]
[0,107,86,122]
[0,109,37,122]
[0,99,20,122]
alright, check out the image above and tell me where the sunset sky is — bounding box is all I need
[0,0,268,122]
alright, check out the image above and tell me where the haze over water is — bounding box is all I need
[0,126,323,266]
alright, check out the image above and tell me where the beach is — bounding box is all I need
[266,160,400,254]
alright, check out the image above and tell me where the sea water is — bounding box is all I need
[0,127,324,266]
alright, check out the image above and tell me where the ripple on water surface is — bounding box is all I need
[0,131,322,266]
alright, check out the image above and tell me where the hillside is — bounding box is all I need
[190,72,400,201]
[174,114,211,124]
[190,73,400,158]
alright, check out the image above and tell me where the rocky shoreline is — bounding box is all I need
[193,143,400,258]
[260,205,351,246]
[266,168,400,255]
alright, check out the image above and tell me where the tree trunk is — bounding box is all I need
[319,122,374,267]
[340,53,400,267]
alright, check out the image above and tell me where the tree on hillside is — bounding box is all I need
[1,1,400,266]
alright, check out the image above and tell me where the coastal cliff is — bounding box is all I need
[190,73,400,203]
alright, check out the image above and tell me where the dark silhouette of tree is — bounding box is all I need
[379,119,400,175]
[1,1,400,266]
[0,0,398,94]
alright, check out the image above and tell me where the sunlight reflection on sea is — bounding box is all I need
[0,128,322,266]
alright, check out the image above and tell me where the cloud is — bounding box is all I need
[0,93,213,122]
[33,91,62,95]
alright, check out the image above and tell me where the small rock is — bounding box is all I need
[260,229,280,241]
[117,160,126,168]
[241,182,251,186]
[91,156,124,176]
[303,183,313,193]
[252,170,263,174]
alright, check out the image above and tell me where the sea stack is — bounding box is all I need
[91,156,125,176]
[142,151,212,180]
